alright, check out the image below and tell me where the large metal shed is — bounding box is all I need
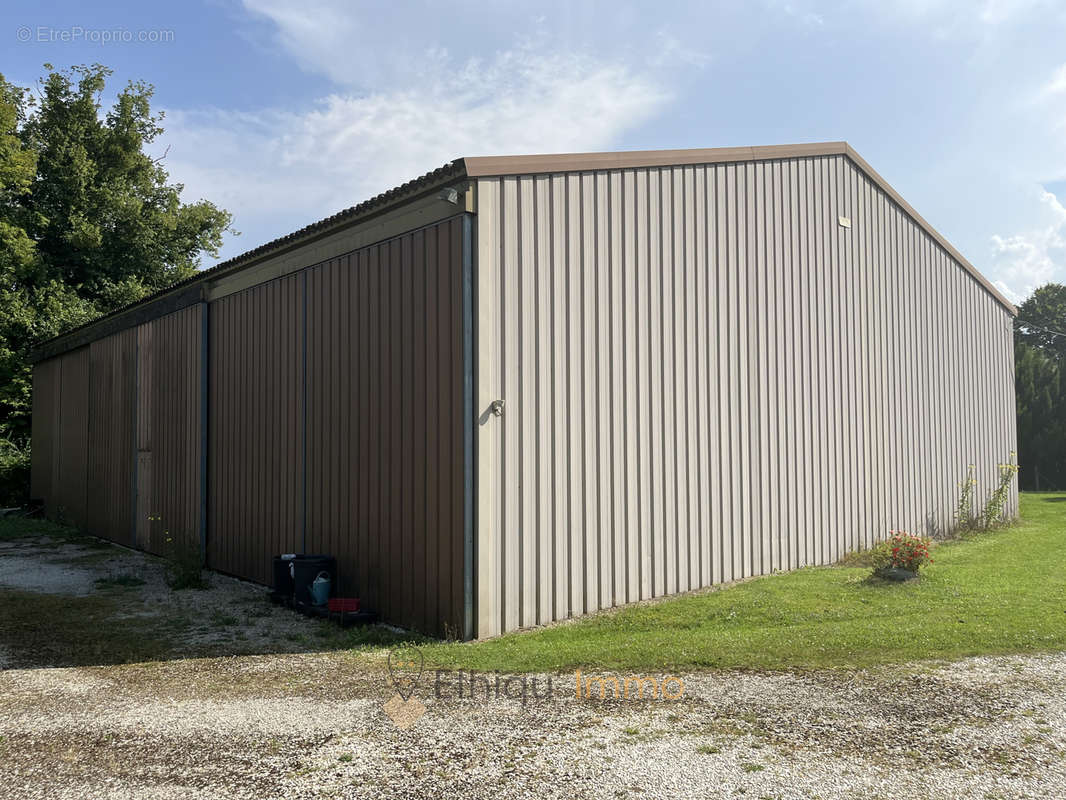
[29,142,1018,639]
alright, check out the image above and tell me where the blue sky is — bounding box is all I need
[5,1,1066,304]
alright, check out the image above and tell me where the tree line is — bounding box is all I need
[1015,283,1066,491]
[0,64,232,504]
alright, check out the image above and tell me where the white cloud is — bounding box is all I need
[989,189,1066,301]
[152,2,681,260]
[163,42,669,255]
[1041,63,1066,96]
[647,32,712,69]
[992,280,1025,305]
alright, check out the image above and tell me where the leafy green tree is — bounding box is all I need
[0,65,232,502]
[1014,283,1066,490]
[1015,283,1066,363]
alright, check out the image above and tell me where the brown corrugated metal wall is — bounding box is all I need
[305,217,465,637]
[209,273,304,585]
[33,217,467,636]
[30,348,90,528]
[139,305,204,556]
[87,329,137,546]
[474,154,1018,637]
[32,309,202,549]
[30,356,58,508]
[56,350,90,529]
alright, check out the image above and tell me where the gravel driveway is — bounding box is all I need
[1,534,1065,799]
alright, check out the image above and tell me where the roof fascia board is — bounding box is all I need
[29,283,207,362]
[30,174,472,362]
[205,187,475,302]
[462,141,848,176]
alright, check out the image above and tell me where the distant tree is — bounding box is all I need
[1015,283,1066,363]
[0,65,233,455]
[1014,283,1066,490]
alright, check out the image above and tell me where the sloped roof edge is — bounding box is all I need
[461,141,1015,316]
[31,141,1014,362]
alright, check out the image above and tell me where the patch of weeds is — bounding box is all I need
[835,549,878,568]
[341,625,427,652]
[337,753,353,763]
[706,716,772,740]
[95,574,146,590]
[622,726,641,736]
[696,744,721,754]
[66,550,113,564]
[741,762,765,773]
[151,519,209,590]
[165,557,210,590]
[0,588,174,667]
[0,516,77,542]
[706,719,747,737]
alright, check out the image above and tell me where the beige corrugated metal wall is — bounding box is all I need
[474,153,1017,637]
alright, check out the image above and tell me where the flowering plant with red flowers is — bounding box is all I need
[875,530,933,573]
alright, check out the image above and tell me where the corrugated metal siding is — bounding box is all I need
[30,357,59,504]
[31,349,90,527]
[475,154,1017,637]
[305,217,465,637]
[87,329,137,545]
[208,273,304,585]
[56,348,90,529]
[139,305,203,556]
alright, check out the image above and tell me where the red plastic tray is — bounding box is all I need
[328,597,360,613]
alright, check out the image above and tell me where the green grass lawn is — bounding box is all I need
[5,494,1064,673]
[418,492,1066,672]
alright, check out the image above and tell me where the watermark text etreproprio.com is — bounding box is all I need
[16,25,175,44]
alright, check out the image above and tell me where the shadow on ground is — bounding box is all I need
[0,518,423,670]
